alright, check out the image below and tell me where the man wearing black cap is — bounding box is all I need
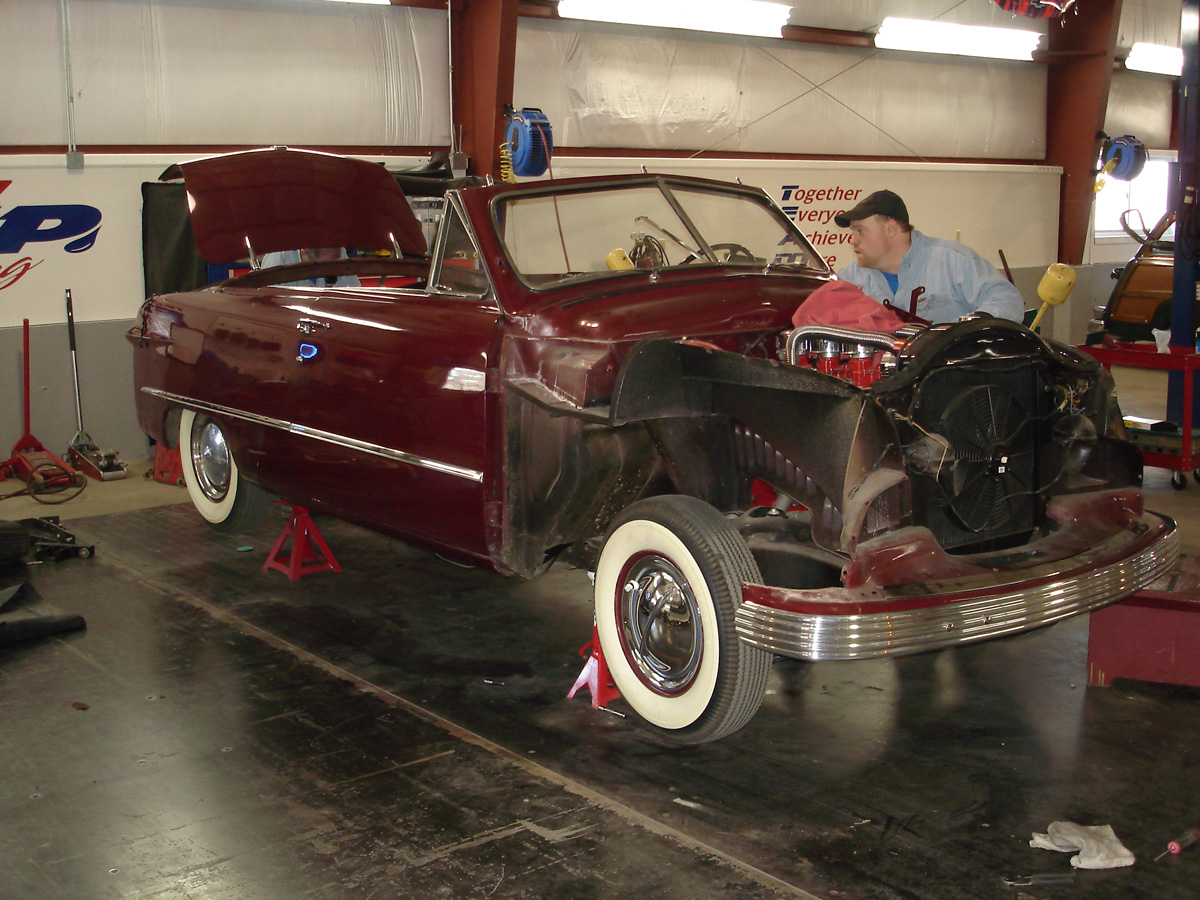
[833,190,1024,324]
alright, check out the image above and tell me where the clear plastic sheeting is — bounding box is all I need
[515,19,1046,158]
[1105,72,1174,150]
[1116,0,1183,50]
[1,0,449,148]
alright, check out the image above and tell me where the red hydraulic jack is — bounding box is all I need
[0,320,85,499]
[567,625,622,709]
[262,503,341,580]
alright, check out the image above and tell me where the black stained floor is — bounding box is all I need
[3,502,1199,900]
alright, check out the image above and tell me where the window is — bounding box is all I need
[431,204,489,296]
[1094,153,1175,241]
[495,180,826,289]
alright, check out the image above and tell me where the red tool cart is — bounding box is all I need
[1077,340,1200,490]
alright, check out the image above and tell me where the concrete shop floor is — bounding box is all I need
[1,367,1199,900]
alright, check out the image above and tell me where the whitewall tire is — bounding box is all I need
[594,495,771,743]
[179,409,270,533]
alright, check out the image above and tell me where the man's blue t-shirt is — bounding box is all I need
[882,271,899,294]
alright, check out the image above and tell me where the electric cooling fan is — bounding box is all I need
[506,108,554,178]
[936,384,1035,534]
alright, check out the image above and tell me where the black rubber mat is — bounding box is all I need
[5,503,1199,900]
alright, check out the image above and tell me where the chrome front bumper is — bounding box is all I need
[735,512,1179,661]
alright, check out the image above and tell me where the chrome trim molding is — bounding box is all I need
[143,388,484,483]
[735,520,1179,661]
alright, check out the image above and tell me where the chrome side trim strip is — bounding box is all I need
[143,388,484,483]
[735,520,1179,661]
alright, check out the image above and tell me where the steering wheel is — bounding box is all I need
[629,235,668,268]
[681,242,759,265]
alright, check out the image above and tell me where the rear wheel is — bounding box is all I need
[179,410,270,533]
[593,495,771,744]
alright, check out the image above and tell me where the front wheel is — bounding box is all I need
[593,495,771,744]
[179,409,271,533]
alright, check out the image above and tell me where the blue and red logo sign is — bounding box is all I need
[0,180,102,290]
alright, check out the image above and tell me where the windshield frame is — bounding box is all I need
[488,175,830,292]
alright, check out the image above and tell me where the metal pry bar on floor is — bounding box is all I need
[64,289,127,481]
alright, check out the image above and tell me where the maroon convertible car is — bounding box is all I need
[129,148,1177,744]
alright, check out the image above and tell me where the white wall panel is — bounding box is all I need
[0,0,449,148]
[515,20,1046,158]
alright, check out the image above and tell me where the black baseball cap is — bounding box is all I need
[834,190,909,228]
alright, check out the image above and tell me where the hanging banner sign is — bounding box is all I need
[0,154,423,329]
[0,157,149,328]
[548,157,1061,274]
[0,180,103,293]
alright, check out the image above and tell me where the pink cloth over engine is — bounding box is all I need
[791,280,910,332]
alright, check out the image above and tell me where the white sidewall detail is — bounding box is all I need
[594,518,721,731]
[179,409,241,525]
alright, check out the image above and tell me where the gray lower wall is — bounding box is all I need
[2,319,150,466]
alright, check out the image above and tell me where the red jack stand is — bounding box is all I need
[262,504,341,580]
[567,625,622,708]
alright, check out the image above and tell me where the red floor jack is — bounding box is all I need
[0,320,86,502]
[64,289,127,481]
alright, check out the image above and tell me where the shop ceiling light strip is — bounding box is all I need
[875,17,1042,61]
[557,0,790,39]
[1125,42,1183,76]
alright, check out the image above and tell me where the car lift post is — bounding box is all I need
[1167,0,1200,423]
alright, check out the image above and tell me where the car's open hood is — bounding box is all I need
[176,147,427,262]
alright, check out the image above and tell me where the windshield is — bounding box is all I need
[494,179,828,288]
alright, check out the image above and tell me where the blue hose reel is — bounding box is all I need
[1101,134,1148,181]
[506,108,553,178]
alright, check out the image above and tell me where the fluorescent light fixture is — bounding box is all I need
[556,0,790,39]
[1125,42,1183,76]
[320,0,390,5]
[875,17,1042,61]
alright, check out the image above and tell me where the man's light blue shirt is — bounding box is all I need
[836,230,1024,324]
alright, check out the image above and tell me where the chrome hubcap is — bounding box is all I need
[620,555,702,694]
[191,418,230,502]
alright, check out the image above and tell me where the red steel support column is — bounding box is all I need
[1044,1,1123,265]
[450,0,520,178]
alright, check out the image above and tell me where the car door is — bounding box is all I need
[257,200,501,558]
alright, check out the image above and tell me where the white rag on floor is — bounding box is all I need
[1029,822,1136,869]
